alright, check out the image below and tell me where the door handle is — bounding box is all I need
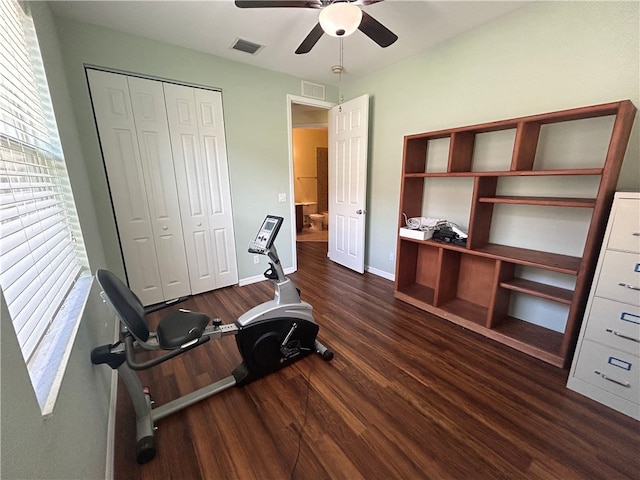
[356,209,366,215]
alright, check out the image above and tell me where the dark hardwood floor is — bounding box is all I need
[114,242,639,479]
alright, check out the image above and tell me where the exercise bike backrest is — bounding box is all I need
[96,269,150,343]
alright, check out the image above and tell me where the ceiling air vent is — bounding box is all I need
[301,81,325,100]
[231,38,264,55]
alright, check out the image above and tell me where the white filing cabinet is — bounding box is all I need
[568,192,640,420]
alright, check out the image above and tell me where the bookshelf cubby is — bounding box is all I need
[394,100,637,367]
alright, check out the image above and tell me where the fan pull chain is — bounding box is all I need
[331,38,345,83]
[339,37,343,82]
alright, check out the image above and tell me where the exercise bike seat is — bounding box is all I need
[96,269,209,350]
[156,310,209,349]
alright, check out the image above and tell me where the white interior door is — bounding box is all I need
[127,76,191,300]
[164,84,238,294]
[87,70,164,305]
[328,94,370,273]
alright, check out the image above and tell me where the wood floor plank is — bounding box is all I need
[113,241,640,479]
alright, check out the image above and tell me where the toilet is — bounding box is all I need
[309,213,324,231]
[301,203,318,229]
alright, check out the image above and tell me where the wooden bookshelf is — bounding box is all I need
[394,100,637,368]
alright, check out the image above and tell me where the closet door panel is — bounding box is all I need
[179,133,207,217]
[213,227,232,275]
[128,77,191,300]
[164,83,217,294]
[194,89,239,286]
[87,70,163,305]
[192,230,214,280]
[132,237,163,294]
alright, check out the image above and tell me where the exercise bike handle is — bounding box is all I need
[123,334,210,370]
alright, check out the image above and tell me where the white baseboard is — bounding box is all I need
[238,267,295,287]
[104,317,120,480]
[241,265,392,284]
[365,265,395,282]
[104,369,117,480]
[238,274,264,286]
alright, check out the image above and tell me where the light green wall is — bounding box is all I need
[51,15,338,281]
[1,284,114,480]
[340,1,640,275]
[1,4,116,479]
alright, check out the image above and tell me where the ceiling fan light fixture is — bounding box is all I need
[319,2,362,38]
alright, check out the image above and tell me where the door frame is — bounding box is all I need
[286,94,335,271]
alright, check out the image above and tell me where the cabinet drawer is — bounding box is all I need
[574,340,639,403]
[595,250,640,305]
[608,198,640,253]
[584,297,640,355]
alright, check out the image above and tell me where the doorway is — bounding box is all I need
[294,132,328,243]
[287,95,334,271]
[287,94,370,274]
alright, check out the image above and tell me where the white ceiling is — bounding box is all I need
[48,0,528,86]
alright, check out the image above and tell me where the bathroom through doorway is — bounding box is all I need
[291,104,329,244]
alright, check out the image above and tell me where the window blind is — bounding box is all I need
[0,1,89,367]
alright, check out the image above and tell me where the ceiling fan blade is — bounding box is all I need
[295,23,324,54]
[234,0,322,8]
[358,10,397,48]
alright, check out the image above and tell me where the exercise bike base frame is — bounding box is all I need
[98,326,328,464]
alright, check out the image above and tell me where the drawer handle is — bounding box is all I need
[618,282,640,291]
[633,232,640,237]
[606,329,640,343]
[594,371,631,388]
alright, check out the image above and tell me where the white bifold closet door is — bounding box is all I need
[87,69,238,305]
[163,84,238,295]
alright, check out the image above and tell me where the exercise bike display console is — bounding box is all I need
[249,214,282,253]
[91,215,333,464]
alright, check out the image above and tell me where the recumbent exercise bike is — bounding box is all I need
[91,215,333,464]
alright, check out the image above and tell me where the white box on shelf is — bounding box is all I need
[399,227,433,240]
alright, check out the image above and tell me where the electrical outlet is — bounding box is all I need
[389,252,395,262]
[278,193,287,203]
[253,255,260,264]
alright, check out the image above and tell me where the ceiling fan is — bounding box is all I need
[234,0,398,54]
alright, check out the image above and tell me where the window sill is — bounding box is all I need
[26,272,93,416]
